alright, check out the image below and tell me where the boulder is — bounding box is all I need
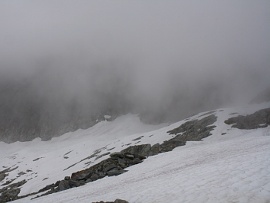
[110,152,124,159]
[107,169,127,176]
[160,140,185,153]
[70,179,83,187]
[0,173,6,182]
[149,143,160,156]
[126,158,142,165]
[71,169,90,181]
[103,163,117,172]
[57,179,82,192]
[90,173,99,181]
[58,180,70,191]
[64,176,70,180]
[124,153,134,159]
[121,144,151,157]
[117,158,127,168]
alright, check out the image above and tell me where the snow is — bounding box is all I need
[104,115,112,120]
[1,102,270,203]
[14,127,270,203]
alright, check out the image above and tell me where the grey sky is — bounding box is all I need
[0,0,270,121]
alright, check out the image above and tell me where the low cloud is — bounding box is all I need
[0,1,270,141]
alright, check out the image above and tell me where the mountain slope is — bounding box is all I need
[1,102,270,203]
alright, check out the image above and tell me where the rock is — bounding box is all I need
[0,188,20,202]
[56,178,82,192]
[160,140,185,153]
[121,144,151,157]
[71,158,116,181]
[0,173,6,182]
[149,143,160,156]
[132,136,144,141]
[90,173,99,181]
[168,115,217,141]
[92,201,112,203]
[18,171,26,176]
[68,179,83,187]
[33,137,193,200]
[110,152,124,159]
[225,108,270,129]
[64,176,70,180]
[58,180,70,191]
[117,158,127,168]
[128,158,142,165]
[103,163,117,172]
[38,183,55,193]
[107,169,127,176]
[124,153,134,159]
[2,179,15,186]
[114,199,129,203]
[71,170,89,181]
[0,180,26,202]
[97,172,106,178]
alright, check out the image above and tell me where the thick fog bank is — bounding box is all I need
[0,1,270,142]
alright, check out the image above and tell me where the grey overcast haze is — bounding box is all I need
[0,0,270,142]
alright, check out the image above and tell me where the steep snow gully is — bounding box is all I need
[0,102,270,203]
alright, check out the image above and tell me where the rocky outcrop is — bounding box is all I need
[0,170,7,182]
[35,147,148,198]
[121,144,151,157]
[37,141,188,198]
[71,149,147,182]
[167,114,217,141]
[37,177,84,196]
[0,167,18,183]
[0,188,20,203]
[0,180,26,203]
[225,108,270,129]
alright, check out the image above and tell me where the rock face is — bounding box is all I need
[0,180,26,203]
[167,114,217,141]
[225,108,270,129]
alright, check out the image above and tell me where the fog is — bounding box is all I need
[0,1,270,142]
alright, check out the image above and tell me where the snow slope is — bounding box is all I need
[1,102,270,203]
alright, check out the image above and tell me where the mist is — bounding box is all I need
[0,1,270,142]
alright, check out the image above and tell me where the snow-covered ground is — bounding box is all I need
[1,102,270,203]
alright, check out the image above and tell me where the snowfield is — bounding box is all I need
[1,102,270,203]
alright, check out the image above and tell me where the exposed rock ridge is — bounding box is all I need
[167,114,217,141]
[0,180,26,203]
[225,108,270,129]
